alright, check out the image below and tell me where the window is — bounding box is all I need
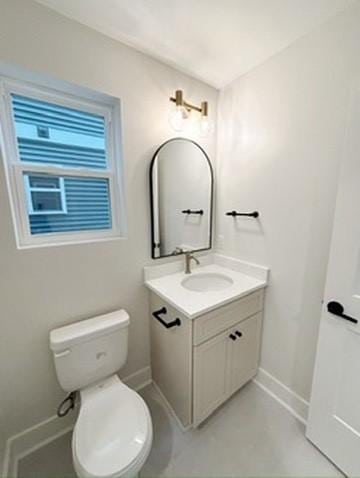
[0,78,125,247]
[25,175,67,215]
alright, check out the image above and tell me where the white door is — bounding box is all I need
[306,87,360,476]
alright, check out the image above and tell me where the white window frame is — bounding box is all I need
[0,77,126,248]
[24,175,67,215]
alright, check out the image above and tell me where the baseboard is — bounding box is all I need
[0,447,5,478]
[2,366,152,478]
[2,413,75,478]
[253,367,309,425]
[152,381,192,432]
[1,440,13,478]
[122,366,152,391]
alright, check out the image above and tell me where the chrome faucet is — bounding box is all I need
[184,251,200,274]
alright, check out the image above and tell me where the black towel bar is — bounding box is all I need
[225,210,259,218]
[182,209,204,215]
[152,307,181,329]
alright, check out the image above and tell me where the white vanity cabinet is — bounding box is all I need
[150,288,264,428]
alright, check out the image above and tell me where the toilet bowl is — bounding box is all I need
[73,375,152,478]
[50,309,152,478]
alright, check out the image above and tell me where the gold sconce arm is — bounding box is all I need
[170,89,208,116]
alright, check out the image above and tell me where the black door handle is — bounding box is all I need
[327,301,358,324]
[152,307,181,329]
[229,334,237,341]
[235,330,242,338]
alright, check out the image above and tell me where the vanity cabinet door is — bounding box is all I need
[193,313,262,427]
[228,313,262,396]
[193,329,232,426]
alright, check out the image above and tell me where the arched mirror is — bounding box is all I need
[150,138,213,259]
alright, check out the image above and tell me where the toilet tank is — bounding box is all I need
[50,309,129,392]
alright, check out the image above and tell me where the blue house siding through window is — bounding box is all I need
[26,175,112,234]
[11,94,112,235]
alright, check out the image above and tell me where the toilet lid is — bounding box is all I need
[74,377,152,478]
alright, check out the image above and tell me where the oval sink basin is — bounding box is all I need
[182,272,234,292]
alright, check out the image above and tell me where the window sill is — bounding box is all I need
[16,234,128,250]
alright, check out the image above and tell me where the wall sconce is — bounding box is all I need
[169,90,212,136]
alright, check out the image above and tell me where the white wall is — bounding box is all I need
[0,0,217,455]
[216,2,360,403]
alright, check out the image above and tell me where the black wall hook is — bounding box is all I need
[225,210,259,218]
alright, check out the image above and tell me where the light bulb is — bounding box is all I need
[199,115,213,137]
[169,105,188,132]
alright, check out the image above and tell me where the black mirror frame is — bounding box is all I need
[149,137,214,260]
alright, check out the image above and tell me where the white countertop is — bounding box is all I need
[144,254,269,319]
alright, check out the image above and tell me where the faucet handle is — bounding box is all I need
[192,254,200,265]
[173,247,184,255]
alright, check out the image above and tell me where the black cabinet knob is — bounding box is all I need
[229,334,237,341]
[235,330,242,338]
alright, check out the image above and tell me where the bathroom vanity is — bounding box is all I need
[147,139,268,429]
[145,254,269,429]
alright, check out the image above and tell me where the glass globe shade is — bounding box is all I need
[169,105,188,132]
[199,115,213,137]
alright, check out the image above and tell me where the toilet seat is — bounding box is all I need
[72,375,153,478]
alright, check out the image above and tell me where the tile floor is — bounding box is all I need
[18,381,343,477]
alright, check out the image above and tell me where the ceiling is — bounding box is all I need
[36,0,355,88]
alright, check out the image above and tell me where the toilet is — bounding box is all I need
[50,310,153,478]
